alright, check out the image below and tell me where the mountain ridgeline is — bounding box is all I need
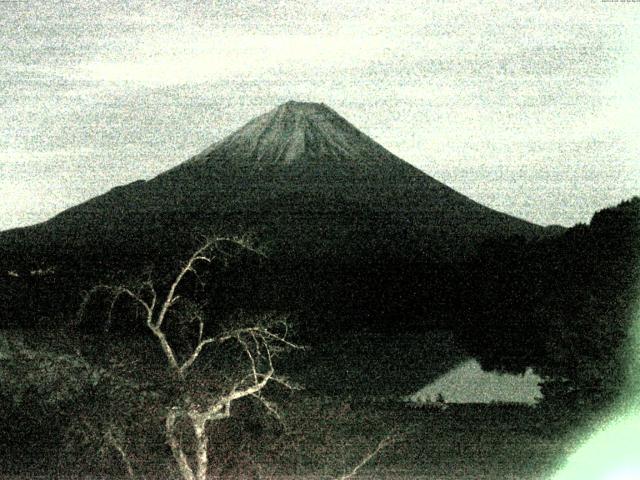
[0,101,554,336]
[1,101,543,266]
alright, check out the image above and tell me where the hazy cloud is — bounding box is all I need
[1,0,639,229]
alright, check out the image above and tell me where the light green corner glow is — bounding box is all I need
[552,412,640,480]
[551,298,640,480]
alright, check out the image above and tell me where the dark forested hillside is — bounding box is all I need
[454,197,640,407]
[2,197,637,413]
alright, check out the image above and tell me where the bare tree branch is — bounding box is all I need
[238,335,259,384]
[155,240,216,331]
[104,429,139,480]
[178,337,217,376]
[336,435,398,480]
[249,392,282,421]
[197,312,204,344]
[148,324,180,372]
[217,325,303,352]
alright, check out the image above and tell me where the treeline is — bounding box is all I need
[455,197,640,407]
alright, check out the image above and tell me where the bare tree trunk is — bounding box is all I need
[166,409,195,480]
[192,416,209,480]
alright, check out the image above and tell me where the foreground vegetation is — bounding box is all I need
[0,331,585,479]
[2,326,590,479]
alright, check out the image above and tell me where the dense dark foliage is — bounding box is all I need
[456,197,640,407]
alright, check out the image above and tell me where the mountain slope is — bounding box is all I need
[1,101,542,266]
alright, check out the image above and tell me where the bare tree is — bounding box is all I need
[79,237,302,480]
[76,237,400,480]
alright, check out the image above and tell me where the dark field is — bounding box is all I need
[0,395,585,479]
[256,395,582,480]
[0,328,594,479]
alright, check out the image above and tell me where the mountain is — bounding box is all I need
[0,101,543,266]
[0,101,553,331]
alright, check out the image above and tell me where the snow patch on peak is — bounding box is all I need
[186,101,413,172]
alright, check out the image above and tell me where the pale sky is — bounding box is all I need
[1,0,639,230]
